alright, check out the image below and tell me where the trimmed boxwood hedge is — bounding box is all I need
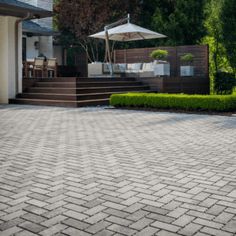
[110,93,236,112]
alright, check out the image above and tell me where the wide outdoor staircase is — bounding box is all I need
[10,77,151,107]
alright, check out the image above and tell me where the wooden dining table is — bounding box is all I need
[23,59,58,78]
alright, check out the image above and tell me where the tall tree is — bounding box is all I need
[54,0,140,62]
[201,0,230,76]
[151,0,207,46]
[221,0,236,74]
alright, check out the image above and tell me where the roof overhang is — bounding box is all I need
[0,1,52,19]
[22,20,60,36]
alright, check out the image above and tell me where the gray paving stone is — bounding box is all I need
[135,226,159,236]
[62,227,92,236]
[1,105,236,236]
[193,218,223,229]
[19,221,46,234]
[222,220,236,233]
[0,226,22,236]
[156,230,181,236]
[86,220,111,234]
[106,215,132,226]
[167,207,188,218]
[172,215,195,227]
[147,213,174,223]
[201,227,233,236]
[129,217,153,230]
[85,212,108,224]
[39,223,67,236]
[178,223,202,236]
[108,223,137,235]
[62,217,90,230]
[214,212,234,224]
[151,221,180,232]
[94,229,114,236]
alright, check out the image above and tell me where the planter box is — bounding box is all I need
[180,66,194,76]
[154,63,170,76]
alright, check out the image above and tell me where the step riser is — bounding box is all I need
[27,77,77,82]
[9,99,77,107]
[10,99,109,107]
[12,77,151,107]
[34,82,143,88]
[77,77,137,82]
[19,90,150,101]
[33,77,136,83]
[27,88,77,94]
[27,86,149,94]
[18,94,77,101]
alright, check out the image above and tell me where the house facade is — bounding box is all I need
[19,0,54,59]
[0,0,51,104]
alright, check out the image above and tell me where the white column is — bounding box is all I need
[0,16,9,103]
[18,22,23,93]
[0,16,19,104]
[39,36,53,58]
[7,17,17,99]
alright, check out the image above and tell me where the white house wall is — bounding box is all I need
[0,16,21,104]
[25,36,39,59]
[0,16,9,103]
[19,0,54,59]
[39,36,53,58]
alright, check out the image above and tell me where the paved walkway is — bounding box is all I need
[0,105,236,236]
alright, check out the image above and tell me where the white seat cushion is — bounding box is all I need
[126,63,142,72]
[118,64,127,73]
[141,63,154,72]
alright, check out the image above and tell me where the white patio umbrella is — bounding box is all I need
[89,14,167,75]
[89,22,166,42]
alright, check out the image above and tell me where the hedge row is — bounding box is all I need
[110,93,236,112]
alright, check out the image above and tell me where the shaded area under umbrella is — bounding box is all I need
[89,14,167,76]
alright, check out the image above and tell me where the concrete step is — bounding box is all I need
[30,77,137,83]
[27,85,150,94]
[9,98,109,107]
[34,81,143,88]
[17,90,150,101]
[13,77,151,107]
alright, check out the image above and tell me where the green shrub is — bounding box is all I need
[150,49,168,60]
[180,53,194,64]
[214,72,236,95]
[110,93,236,112]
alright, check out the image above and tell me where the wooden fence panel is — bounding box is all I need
[114,45,209,78]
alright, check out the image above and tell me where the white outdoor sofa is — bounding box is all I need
[88,62,170,77]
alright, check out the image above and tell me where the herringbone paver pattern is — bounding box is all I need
[0,105,236,236]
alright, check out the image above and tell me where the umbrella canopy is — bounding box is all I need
[89,22,166,41]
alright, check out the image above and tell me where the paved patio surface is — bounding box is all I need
[0,105,236,236]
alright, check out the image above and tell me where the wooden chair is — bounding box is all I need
[45,58,57,78]
[33,57,45,78]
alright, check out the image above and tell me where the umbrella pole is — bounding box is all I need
[105,27,113,76]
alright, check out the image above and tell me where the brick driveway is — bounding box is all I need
[0,105,236,236]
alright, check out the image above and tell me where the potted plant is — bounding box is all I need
[180,53,194,76]
[150,49,170,76]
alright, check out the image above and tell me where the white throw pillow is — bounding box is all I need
[118,64,127,73]
[131,63,142,71]
[142,63,154,71]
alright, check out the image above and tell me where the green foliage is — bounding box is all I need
[214,72,236,95]
[150,49,168,60]
[202,0,229,73]
[180,53,194,63]
[54,0,141,62]
[221,0,236,74]
[110,93,236,112]
[151,0,207,46]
